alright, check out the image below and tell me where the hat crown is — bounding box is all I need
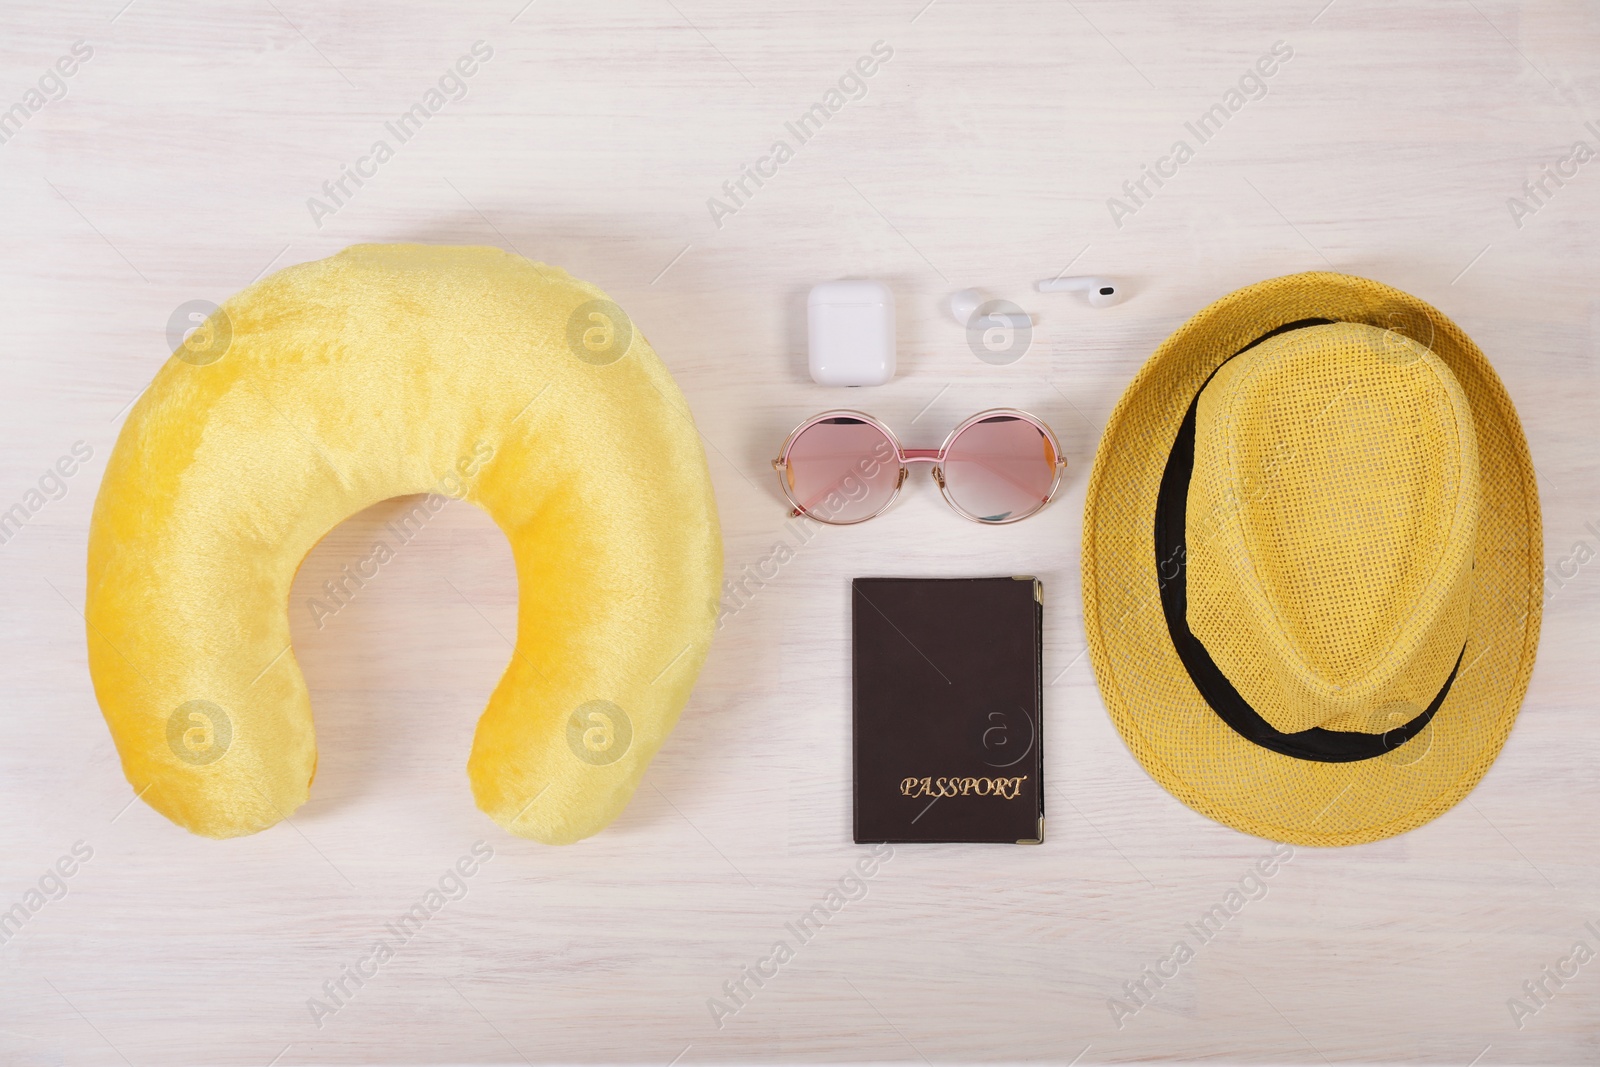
[1185,322,1480,736]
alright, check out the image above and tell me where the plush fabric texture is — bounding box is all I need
[1081,272,1541,847]
[86,244,723,844]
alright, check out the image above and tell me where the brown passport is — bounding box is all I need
[852,576,1044,844]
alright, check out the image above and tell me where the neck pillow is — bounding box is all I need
[86,244,722,844]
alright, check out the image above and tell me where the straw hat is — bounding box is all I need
[1082,272,1541,846]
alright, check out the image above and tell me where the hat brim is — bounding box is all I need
[1081,272,1543,846]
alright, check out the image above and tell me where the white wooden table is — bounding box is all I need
[2,1,1597,1063]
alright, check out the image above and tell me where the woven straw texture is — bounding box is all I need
[1082,273,1542,847]
[1187,325,1479,736]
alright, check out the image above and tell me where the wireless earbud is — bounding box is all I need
[948,288,1031,329]
[1036,275,1122,308]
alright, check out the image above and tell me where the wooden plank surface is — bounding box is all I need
[0,1,1596,1063]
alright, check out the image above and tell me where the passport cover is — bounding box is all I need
[852,576,1044,844]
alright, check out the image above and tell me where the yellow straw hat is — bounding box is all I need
[1082,272,1542,846]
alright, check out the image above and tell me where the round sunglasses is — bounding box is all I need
[771,409,1066,525]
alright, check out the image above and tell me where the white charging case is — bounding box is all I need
[807,280,896,387]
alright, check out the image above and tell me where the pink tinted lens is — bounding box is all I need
[783,417,902,523]
[941,416,1057,522]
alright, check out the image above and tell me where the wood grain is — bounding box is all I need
[0,0,1597,1063]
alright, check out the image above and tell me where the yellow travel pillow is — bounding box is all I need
[86,244,722,844]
